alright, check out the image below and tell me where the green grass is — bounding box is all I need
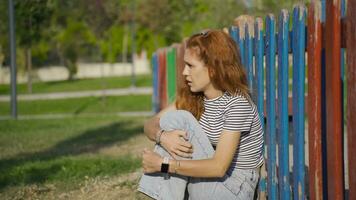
[0,116,145,190]
[0,95,152,116]
[0,75,152,95]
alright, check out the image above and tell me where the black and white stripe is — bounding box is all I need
[199,92,264,169]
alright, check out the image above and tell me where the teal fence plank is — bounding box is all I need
[278,9,291,200]
[292,5,306,200]
[266,14,278,200]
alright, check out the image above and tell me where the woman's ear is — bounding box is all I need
[208,67,215,78]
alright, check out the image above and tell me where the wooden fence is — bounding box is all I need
[151,0,355,199]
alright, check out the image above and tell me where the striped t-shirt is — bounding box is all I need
[199,92,264,169]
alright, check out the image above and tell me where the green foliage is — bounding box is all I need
[0,0,306,69]
[14,0,53,47]
[99,25,129,63]
[55,19,97,78]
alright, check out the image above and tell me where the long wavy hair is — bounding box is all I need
[175,30,250,120]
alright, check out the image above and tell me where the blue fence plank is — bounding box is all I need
[266,14,278,200]
[278,9,291,200]
[254,18,265,128]
[254,17,266,198]
[229,26,239,45]
[152,53,159,113]
[292,5,306,200]
[235,17,246,66]
[245,18,254,92]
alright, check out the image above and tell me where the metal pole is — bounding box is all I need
[130,0,136,88]
[8,0,17,119]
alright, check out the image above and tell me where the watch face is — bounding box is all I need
[161,163,169,173]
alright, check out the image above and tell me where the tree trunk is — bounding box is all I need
[25,48,32,94]
[122,24,128,63]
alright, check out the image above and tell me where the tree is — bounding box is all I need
[55,19,96,80]
[14,0,53,93]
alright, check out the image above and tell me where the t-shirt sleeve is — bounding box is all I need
[223,97,254,132]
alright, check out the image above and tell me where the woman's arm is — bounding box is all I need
[142,130,241,178]
[143,104,193,158]
[143,103,176,142]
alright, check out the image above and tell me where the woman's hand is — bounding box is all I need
[142,148,163,173]
[160,130,193,159]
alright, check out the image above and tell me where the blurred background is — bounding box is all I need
[0,0,305,199]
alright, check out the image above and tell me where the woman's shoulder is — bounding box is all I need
[224,93,252,106]
[222,93,257,116]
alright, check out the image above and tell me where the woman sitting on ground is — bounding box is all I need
[138,29,264,200]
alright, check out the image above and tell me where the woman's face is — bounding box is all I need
[182,48,212,93]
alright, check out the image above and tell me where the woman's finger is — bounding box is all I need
[177,145,191,153]
[179,140,193,149]
[177,131,188,140]
[175,149,192,158]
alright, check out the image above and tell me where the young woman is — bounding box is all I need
[138,30,264,199]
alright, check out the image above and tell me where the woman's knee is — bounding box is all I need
[159,110,197,131]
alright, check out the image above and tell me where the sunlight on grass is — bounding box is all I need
[0,95,151,116]
[0,75,152,95]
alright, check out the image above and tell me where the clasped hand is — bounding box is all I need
[160,130,193,159]
[142,130,193,173]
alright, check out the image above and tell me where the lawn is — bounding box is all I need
[0,75,155,199]
[0,116,153,199]
[0,95,152,116]
[0,75,152,95]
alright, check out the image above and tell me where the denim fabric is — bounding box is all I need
[138,110,259,200]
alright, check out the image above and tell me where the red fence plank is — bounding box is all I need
[174,43,185,93]
[325,0,344,199]
[346,0,356,199]
[307,1,323,200]
[158,49,167,110]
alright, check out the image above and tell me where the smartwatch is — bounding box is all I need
[161,157,169,173]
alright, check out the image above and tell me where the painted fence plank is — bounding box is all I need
[167,47,177,104]
[346,0,356,199]
[158,49,167,110]
[174,43,185,100]
[229,26,238,45]
[292,5,306,200]
[235,16,247,67]
[307,1,323,199]
[152,53,159,113]
[265,14,278,200]
[254,17,266,199]
[277,9,290,200]
[245,17,254,92]
[325,0,344,198]
[319,0,329,197]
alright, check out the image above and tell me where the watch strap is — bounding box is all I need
[161,157,169,173]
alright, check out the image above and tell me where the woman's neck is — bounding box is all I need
[204,89,223,100]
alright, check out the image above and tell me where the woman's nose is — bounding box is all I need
[182,65,189,76]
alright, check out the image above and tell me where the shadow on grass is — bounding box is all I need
[74,97,100,115]
[0,120,143,189]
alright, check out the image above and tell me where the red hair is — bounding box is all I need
[176,30,250,119]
